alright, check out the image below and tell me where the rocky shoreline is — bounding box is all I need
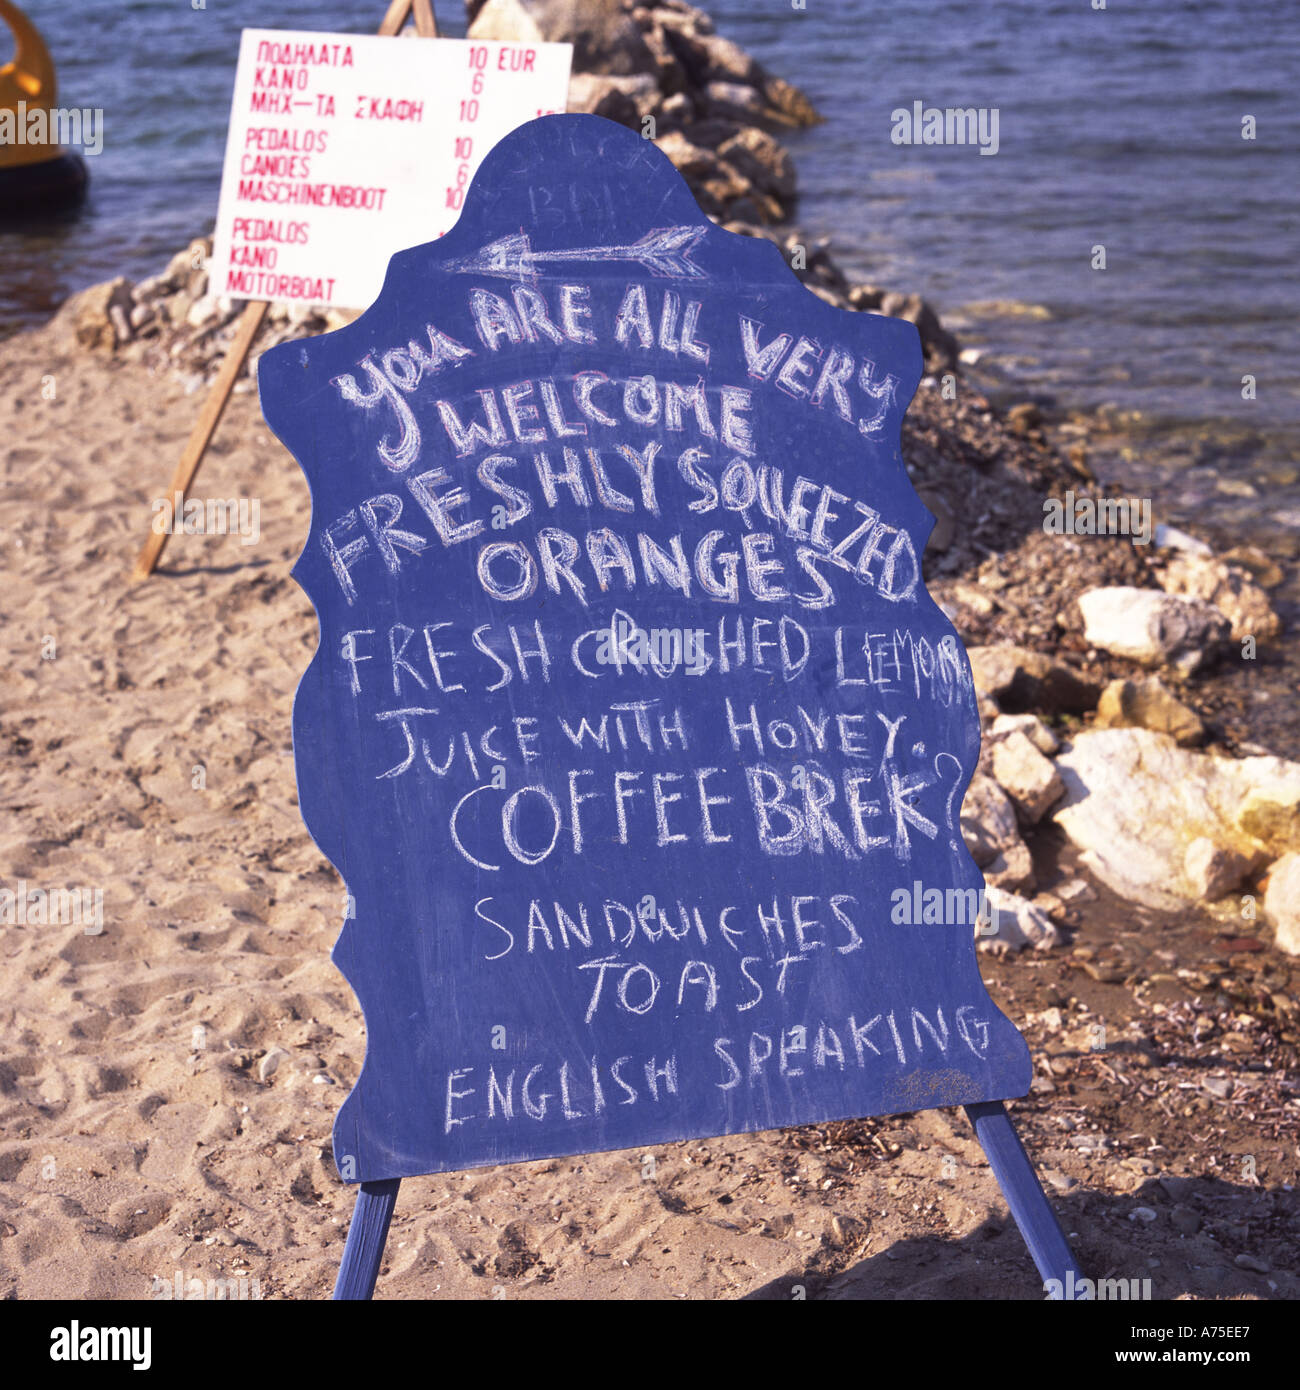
[41,0,1298,964]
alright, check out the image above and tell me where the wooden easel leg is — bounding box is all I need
[130,298,269,582]
[964,1100,1083,1291]
[333,1178,401,1300]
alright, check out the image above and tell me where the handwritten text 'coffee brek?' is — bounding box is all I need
[324,281,918,612]
[208,31,572,310]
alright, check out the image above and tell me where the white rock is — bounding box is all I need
[979,887,1060,952]
[990,712,1059,755]
[1053,728,1299,908]
[991,730,1065,824]
[1263,853,1300,956]
[1184,836,1251,901]
[108,302,133,344]
[1153,523,1212,555]
[1078,586,1229,674]
[257,1047,289,1082]
[186,293,222,329]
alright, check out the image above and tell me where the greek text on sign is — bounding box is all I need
[209,29,572,311]
[258,116,1030,1184]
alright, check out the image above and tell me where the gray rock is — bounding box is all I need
[658,91,694,126]
[990,713,1059,755]
[653,128,724,179]
[132,273,174,302]
[980,887,1060,952]
[692,32,761,87]
[636,18,688,92]
[567,71,659,124]
[1233,1253,1270,1274]
[967,644,1100,716]
[849,284,885,312]
[47,276,134,353]
[186,293,224,329]
[108,302,134,346]
[991,730,1065,825]
[1158,552,1281,644]
[960,773,1034,893]
[702,80,772,125]
[878,291,959,372]
[1078,586,1230,675]
[759,72,821,128]
[715,125,796,203]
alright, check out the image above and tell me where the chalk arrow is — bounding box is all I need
[444,226,708,279]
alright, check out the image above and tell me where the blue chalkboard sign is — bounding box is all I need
[260,115,1075,1298]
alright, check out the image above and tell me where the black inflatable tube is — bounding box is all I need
[0,151,88,215]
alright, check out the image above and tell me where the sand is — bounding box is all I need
[0,321,1293,1303]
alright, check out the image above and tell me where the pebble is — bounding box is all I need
[1128,1206,1159,1223]
[1201,1076,1234,1099]
[257,1047,289,1082]
[1233,1253,1270,1273]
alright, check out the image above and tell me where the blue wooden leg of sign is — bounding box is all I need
[965,1101,1083,1289]
[333,1178,401,1300]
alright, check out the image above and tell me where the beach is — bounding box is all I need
[2,0,1298,1303]
[1,304,1295,1299]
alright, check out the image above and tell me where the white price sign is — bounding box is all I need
[209,29,573,311]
